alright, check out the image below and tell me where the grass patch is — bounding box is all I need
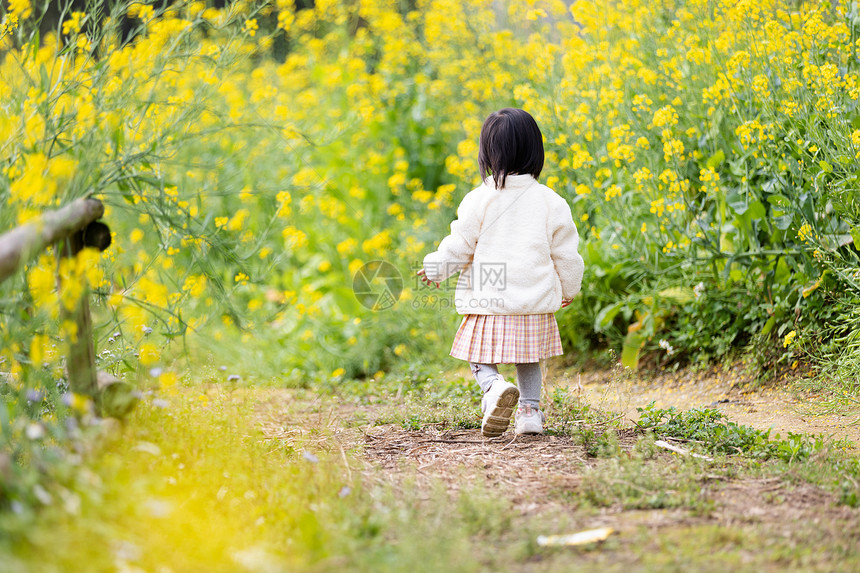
[2,388,521,572]
[370,395,482,431]
[544,386,622,436]
[577,453,714,513]
[325,365,490,431]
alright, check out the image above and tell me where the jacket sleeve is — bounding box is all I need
[550,200,584,300]
[422,192,481,282]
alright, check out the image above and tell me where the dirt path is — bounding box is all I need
[553,365,860,447]
[357,423,860,556]
[362,424,590,515]
[252,366,860,571]
[245,369,860,573]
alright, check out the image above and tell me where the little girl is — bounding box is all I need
[418,108,584,437]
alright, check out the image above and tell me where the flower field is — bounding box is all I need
[3,0,860,560]
[4,0,860,381]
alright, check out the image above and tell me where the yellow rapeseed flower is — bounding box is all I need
[158,371,178,388]
[139,342,159,365]
[651,106,679,129]
[604,185,622,201]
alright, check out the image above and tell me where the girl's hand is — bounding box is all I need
[416,268,440,288]
[561,298,572,308]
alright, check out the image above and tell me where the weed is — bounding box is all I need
[575,427,621,458]
[840,480,860,508]
[372,393,481,431]
[544,386,619,437]
[575,439,712,512]
[796,340,860,421]
[636,402,823,462]
[456,485,512,536]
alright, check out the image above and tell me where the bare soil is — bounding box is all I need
[355,425,854,525]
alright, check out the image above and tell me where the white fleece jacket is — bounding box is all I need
[422,174,584,315]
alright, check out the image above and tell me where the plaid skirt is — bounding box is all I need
[450,314,563,364]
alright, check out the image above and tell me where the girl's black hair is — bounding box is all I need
[478,108,545,189]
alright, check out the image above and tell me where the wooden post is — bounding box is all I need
[0,197,104,398]
[57,220,112,400]
[59,230,99,398]
[0,198,134,416]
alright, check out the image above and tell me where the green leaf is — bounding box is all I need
[594,302,624,332]
[746,200,766,222]
[706,149,726,169]
[774,258,791,283]
[719,230,736,254]
[819,160,833,173]
[117,179,135,203]
[851,227,860,247]
[767,194,790,208]
[774,214,793,230]
[39,64,49,93]
[658,287,694,303]
[762,179,782,194]
[760,315,776,336]
[30,30,40,61]
[134,174,177,189]
[621,330,646,369]
[728,200,748,216]
[799,193,815,224]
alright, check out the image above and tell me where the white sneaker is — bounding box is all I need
[481,375,519,437]
[515,405,546,435]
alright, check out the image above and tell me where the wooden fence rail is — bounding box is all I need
[0,197,136,417]
[0,198,105,285]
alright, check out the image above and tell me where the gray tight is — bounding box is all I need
[470,362,542,408]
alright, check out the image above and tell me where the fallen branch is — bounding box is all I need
[418,439,492,444]
[654,439,714,461]
[664,436,704,444]
[499,433,518,450]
